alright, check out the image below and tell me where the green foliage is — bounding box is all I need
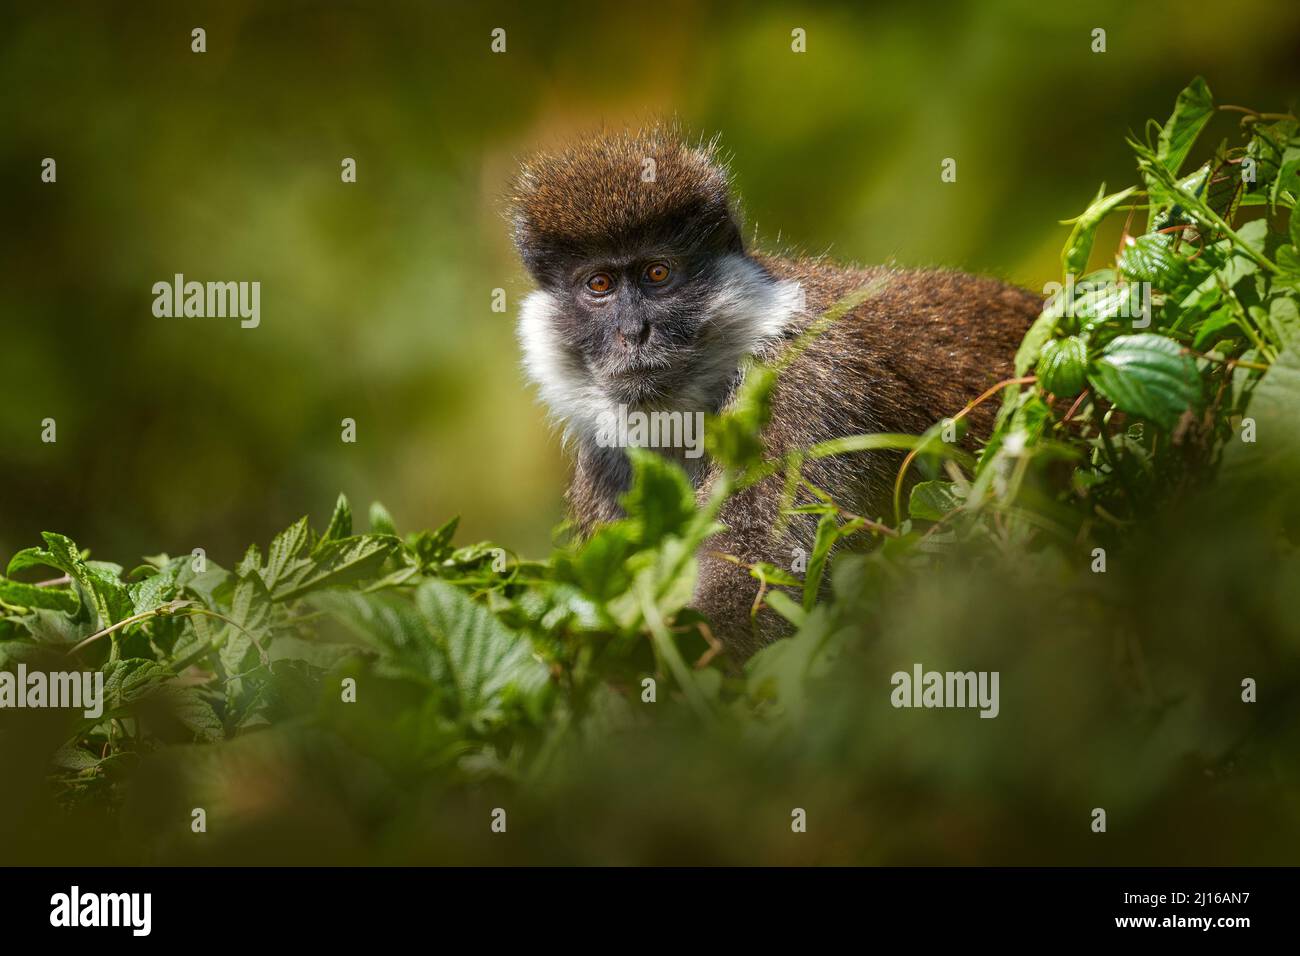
[999,77,1300,526]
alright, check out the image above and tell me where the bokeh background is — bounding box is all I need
[3,0,1299,564]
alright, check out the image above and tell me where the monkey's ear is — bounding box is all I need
[725,219,745,255]
[712,198,745,256]
[686,139,745,254]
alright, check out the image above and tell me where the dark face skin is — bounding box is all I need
[545,241,736,406]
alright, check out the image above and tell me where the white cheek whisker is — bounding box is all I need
[517,257,802,450]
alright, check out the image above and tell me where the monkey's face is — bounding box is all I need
[549,248,725,406]
[512,128,801,429]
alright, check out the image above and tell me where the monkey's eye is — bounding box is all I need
[586,273,614,295]
[643,262,671,284]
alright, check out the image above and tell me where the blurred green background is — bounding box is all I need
[2,0,1298,563]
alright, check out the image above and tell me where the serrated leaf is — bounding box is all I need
[175,560,231,608]
[312,589,449,685]
[406,517,459,570]
[222,573,273,674]
[1222,338,1300,480]
[369,501,398,536]
[102,658,168,709]
[52,745,102,771]
[706,362,777,473]
[21,607,93,645]
[1156,76,1213,176]
[0,577,78,613]
[1037,335,1089,397]
[1088,334,1202,429]
[35,533,132,629]
[261,517,310,591]
[315,494,353,555]
[415,578,550,723]
[1015,306,1061,377]
[619,448,697,548]
[150,684,225,742]
[1118,234,1183,287]
[273,534,398,601]
[1062,185,1137,276]
[1269,296,1300,346]
[129,564,178,616]
[6,546,56,577]
[909,480,961,522]
[235,543,261,578]
[1192,306,1239,350]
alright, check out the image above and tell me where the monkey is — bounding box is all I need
[508,125,1040,658]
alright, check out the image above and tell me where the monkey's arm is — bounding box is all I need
[692,470,813,659]
[568,444,632,536]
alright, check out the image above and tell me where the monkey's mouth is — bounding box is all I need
[605,371,668,404]
[599,356,679,403]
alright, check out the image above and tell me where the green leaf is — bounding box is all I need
[618,448,697,548]
[909,480,961,522]
[744,606,836,722]
[21,608,93,645]
[748,561,804,588]
[1061,185,1137,276]
[315,494,353,553]
[369,501,398,536]
[1118,233,1183,287]
[128,564,178,616]
[1088,334,1203,429]
[235,543,262,578]
[415,579,550,724]
[1192,307,1240,350]
[1037,335,1089,397]
[150,684,225,742]
[34,533,132,629]
[555,523,637,602]
[1277,245,1300,284]
[1269,296,1300,346]
[800,512,869,611]
[261,517,310,591]
[1156,76,1213,175]
[52,745,102,771]
[763,590,808,627]
[175,560,231,608]
[1015,306,1061,377]
[312,590,448,684]
[706,362,776,474]
[273,534,399,601]
[0,577,78,613]
[221,572,273,674]
[7,546,57,576]
[102,658,168,710]
[1222,338,1300,480]
[406,517,459,570]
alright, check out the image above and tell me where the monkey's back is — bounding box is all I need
[745,255,1041,514]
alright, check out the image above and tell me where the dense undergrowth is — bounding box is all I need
[2,80,1298,864]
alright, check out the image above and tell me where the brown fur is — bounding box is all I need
[509,127,1040,658]
[510,128,741,283]
[691,258,1038,656]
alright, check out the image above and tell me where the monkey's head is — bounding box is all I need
[509,126,801,442]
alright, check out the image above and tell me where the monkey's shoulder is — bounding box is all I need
[750,256,1043,446]
[758,254,1038,333]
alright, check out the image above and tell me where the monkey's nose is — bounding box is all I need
[618,321,652,349]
